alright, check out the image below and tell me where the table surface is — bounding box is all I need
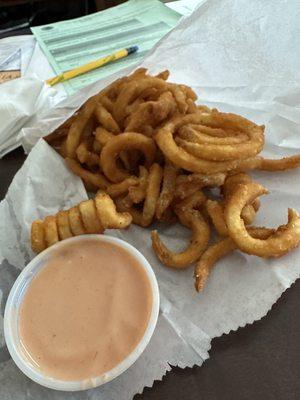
[0,147,299,400]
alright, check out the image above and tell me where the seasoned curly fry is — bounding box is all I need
[100,132,156,182]
[125,91,177,134]
[155,114,262,173]
[155,70,170,80]
[174,113,264,161]
[179,84,197,101]
[113,77,188,125]
[186,98,198,113]
[95,191,132,229]
[79,199,104,234]
[194,227,275,292]
[65,97,97,158]
[175,172,226,199]
[175,191,207,211]
[223,173,259,225]
[68,206,85,235]
[114,196,144,226]
[177,124,248,144]
[106,177,139,198]
[92,137,102,153]
[206,200,228,237]
[31,220,46,253]
[43,216,59,247]
[142,163,163,227]
[95,103,120,133]
[151,209,210,269]
[256,155,300,171]
[31,193,132,252]
[222,172,252,197]
[206,198,257,238]
[94,127,130,169]
[76,139,99,166]
[56,210,73,240]
[98,95,114,113]
[225,182,300,257]
[65,158,109,190]
[159,207,177,223]
[95,127,114,147]
[128,166,149,203]
[241,204,257,225]
[156,163,178,219]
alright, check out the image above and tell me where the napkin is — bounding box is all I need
[0,75,65,158]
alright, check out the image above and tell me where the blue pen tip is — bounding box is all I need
[126,45,139,55]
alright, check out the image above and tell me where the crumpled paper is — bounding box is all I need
[0,75,66,158]
[1,0,300,398]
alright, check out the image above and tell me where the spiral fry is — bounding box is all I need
[31,193,132,253]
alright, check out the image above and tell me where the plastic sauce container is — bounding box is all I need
[4,235,159,391]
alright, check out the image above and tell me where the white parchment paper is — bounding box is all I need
[0,75,66,158]
[1,0,300,398]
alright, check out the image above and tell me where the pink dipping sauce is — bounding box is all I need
[19,239,153,381]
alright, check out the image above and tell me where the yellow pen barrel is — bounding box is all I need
[64,48,128,79]
[47,49,129,86]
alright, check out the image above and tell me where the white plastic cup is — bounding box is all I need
[4,234,159,391]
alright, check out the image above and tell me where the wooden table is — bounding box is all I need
[1,147,299,400]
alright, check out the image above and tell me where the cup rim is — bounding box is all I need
[4,234,160,391]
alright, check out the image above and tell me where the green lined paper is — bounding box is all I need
[31,0,181,94]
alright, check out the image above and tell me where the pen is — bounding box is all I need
[46,45,139,87]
